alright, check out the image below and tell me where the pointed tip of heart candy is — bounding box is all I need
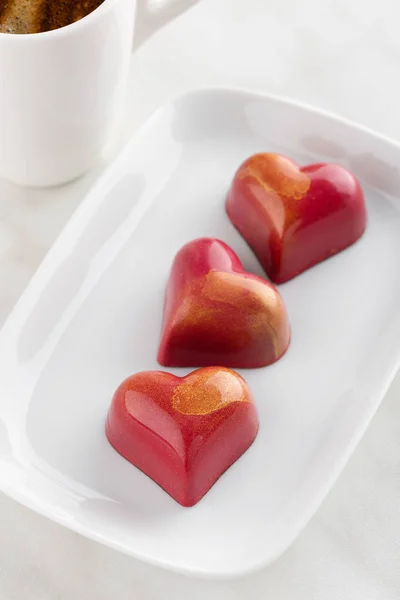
[106,367,259,507]
[157,237,290,369]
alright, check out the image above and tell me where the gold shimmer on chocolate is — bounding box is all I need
[172,270,287,357]
[240,153,310,200]
[236,153,311,236]
[172,368,249,415]
[203,270,284,355]
[0,0,104,34]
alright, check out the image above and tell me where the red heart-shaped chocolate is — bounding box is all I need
[226,153,367,283]
[106,367,259,507]
[157,238,290,369]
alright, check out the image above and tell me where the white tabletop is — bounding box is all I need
[1,1,400,598]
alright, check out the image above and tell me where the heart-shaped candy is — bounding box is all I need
[106,367,259,507]
[226,153,367,283]
[157,238,290,368]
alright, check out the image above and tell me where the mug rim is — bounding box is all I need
[0,0,126,40]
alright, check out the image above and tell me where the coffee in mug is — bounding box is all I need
[0,0,105,34]
[0,0,194,186]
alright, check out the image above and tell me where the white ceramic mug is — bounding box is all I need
[0,0,195,187]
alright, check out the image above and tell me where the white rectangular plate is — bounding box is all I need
[1,88,400,578]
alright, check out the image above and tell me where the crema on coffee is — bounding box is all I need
[0,0,105,33]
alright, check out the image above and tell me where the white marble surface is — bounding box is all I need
[1,0,400,597]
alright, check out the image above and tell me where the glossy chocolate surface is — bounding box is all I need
[226,153,367,283]
[158,237,290,368]
[106,367,259,507]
